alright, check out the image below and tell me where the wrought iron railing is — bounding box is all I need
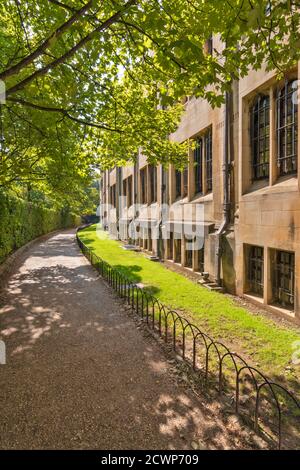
[76,232,300,450]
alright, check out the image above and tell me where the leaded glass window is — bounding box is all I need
[194,137,203,194]
[205,128,213,191]
[274,250,295,308]
[250,95,270,180]
[175,169,181,199]
[277,80,298,176]
[248,245,264,296]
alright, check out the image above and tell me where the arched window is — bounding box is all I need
[250,94,270,180]
[277,80,298,176]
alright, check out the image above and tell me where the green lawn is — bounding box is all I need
[78,224,300,389]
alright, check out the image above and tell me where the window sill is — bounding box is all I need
[275,173,298,186]
[173,196,189,204]
[243,294,295,318]
[243,179,269,195]
[244,293,264,305]
[190,192,213,204]
[242,175,298,199]
[268,303,295,318]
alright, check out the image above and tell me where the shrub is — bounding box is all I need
[0,191,80,263]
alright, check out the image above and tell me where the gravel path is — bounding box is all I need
[0,230,263,450]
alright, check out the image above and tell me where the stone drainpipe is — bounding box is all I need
[215,89,231,286]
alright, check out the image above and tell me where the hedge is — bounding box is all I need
[0,191,81,263]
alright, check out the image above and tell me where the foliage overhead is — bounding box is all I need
[0,0,299,201]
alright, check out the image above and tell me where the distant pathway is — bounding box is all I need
[0,230,259,449]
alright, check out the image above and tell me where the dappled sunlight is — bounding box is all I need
[145,357,168,374]
[0,234,99,355]
[0,231,268,449]
[78,228,297,449]
[0,305,14,314]
[1,326,18,337]
[156,395,200,439]
[12,344,33,355]
[78,225,300,393]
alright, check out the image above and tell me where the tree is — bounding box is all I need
[78,179,100,217]
[0,0,299,200]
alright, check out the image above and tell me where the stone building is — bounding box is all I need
[100,53,300,322]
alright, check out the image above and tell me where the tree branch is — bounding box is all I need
[118,19,187,70]
[5,0,136,96]
[47,0,77,13]
[14,0,31,51]
[0,0,93,81]
[7,97,125,133]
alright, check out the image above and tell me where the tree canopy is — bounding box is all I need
[0,0,299,206]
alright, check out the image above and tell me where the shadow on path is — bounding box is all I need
[0,231,262,449]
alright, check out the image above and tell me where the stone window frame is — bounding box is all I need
[194,136,203,194]
[276,79,298,177]
[244,244,264,297]
[139,167,147,204]
[242,72,298,194]
[109,184,116,208]
[148,164,157,203]
[192,126,213,198]
[173,166,188,201]
[243,244,296,315]
[122,175,133,208]
[170,125,213,203]
[205,128,213,192]
[184,236,193,268]
[271,249,295,310]
[174,237,182,263]
[175,169,182,199]
[182,166,188,197]
[250,94,270,181]
[167,231,174,260]
[139,164,158,205]
[196,244,205,273]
